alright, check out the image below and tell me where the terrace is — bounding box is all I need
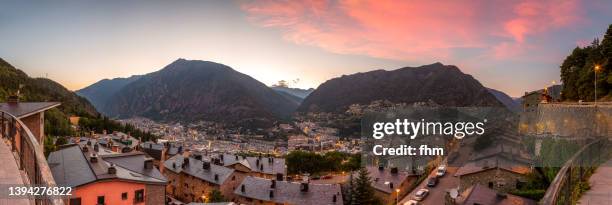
[1,102,64,205]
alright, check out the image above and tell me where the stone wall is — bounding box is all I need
[145,184,165,205]
[520,103,611,137]
[459,168,527,193]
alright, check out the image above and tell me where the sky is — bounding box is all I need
[0,0,610,97]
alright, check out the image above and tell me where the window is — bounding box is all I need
[69,198,81,205]
[134,189,144,203]
[97,196,105,205]
[121,192,128,200]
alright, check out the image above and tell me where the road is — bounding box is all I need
[398,138,474,205]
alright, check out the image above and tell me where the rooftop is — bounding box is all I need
[367,166,411,194]
[457,184,537,205]
[47,144,166,187]
[234,176,342,205]
[0,102,60,118]
[206,153,286,175]
[164,154,234,185]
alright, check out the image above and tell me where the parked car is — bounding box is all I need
[403,200,419,205]
[413,189,429,201]
[426,177,438,187]
[436,165,446,177]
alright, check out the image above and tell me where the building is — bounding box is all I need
[455,151,532,193]
[140,141,180,169]
[97,131,141,153]
[207,153,286,180]
[366,166,413,205]
[163,154,244,203]
[455,184,537,205]
[0,101,60,150]
[233,176,342,205]
[48,143,167,205]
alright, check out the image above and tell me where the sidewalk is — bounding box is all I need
[0,140,31,205]
[578,159,612,205]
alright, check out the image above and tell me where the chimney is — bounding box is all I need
[93,144,99,152]
[256,159,260,166]
[300,183,309,192]
[389,182,394,189]
[270,180,276,188]
[269,190,274,198]
[333,194,337,203]
[108,164,117,174]
[202,161,211,170]
[268,157,273,163]
[214,174,219,181]
[219,154,224,161]
[260,164,264,171]
[235,155,239,160]
[149,143,153,149]
[82,146,89,152]
[144,158,154,169]
[87,140,92,146]
[7,86,21,104]
[241,184,245,193]
[90,154,98,163]
[276,173,284,181]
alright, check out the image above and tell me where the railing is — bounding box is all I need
[0,110,64,205]
[540,138,610,205]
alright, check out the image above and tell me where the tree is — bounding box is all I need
[206,189,225,203]
[560,24,611,101]
[352,168,382,205]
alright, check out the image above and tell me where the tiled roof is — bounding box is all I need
[366,166,410,194]
[207,153,286,175]
[164,155,234,185]
[234,176,342,205]
[457,184,537,205]
[48,144,166,187]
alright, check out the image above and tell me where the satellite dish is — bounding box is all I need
[449,189,459,199]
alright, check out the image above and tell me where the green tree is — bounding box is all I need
[206,189,225,203]
[352,168,382,205]
[560,24,611,101]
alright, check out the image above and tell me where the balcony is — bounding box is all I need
[1,107,64,205]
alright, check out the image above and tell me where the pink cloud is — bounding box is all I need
[241,0,583,62]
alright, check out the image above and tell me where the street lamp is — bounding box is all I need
[396,188,401,204]
[595,65,601,105]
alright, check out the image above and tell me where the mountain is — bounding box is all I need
[0,58,99,136]
[487,88,521,112]
[76,75,141,115]
[270,86,314,99]
[103,59,299,128]
[298,63,503,113]
[0,58,98,117]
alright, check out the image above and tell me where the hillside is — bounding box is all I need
[299,63,503,112]
[0,58,98,117]
[103,59,299,128]
[76,75,141,115]
[487,88,521,112]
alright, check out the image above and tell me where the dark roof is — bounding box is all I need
[207,153,286,175]
[458,184,537,205]
[0,102,60,118]
[234,176,342,205]
[164,155,235,185]
[48,144,166,187]
[48,145,97,187]
[139,141,180,160]
[367,166,410,194]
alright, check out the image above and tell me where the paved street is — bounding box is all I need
[577,159,612,205]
